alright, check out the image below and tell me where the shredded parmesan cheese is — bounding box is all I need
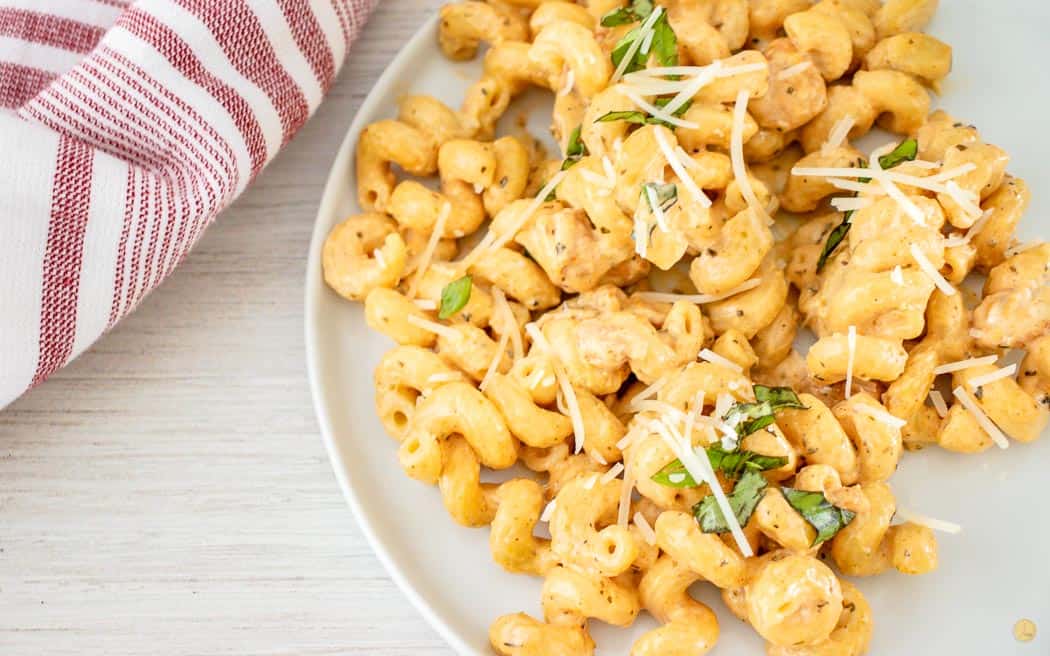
[928,163,977,182]
[492,288,523,361]
[943,180,983,222]
[526,323,587,454]
[373,248,387,269]
[406,314,461,341]
[830,196,873,212]
[654,419,753,557]
[933,354,998,375]
[627,374,672,411]
[579,169,614,188]
[645,184,670,232]
[698,348,743,373]
[602,155,617,185]
[845,325,856,400]
[654,128,710,206]
[426,372,461,385]
[853,403,906,429]
[625,62,766,81]
[822,115,855,153]
[407,201,451,297]
[792,166,968,201]
[632,199,651,258]
[610,6,665,83]
[731,89,767,223]
[952,385,1010,449]
[479,325,511,391]
[633,512,657,545]
[777,60,813,80]
[458,172,566,273]
[929,389,949,418]
[558,68,574,96]
[582,473,599,490]
[616,431,636,451]
[601,463,626,485]
[897,508,963,534]
[961,210,993,244]
[414,299,438,310]
[540,498,557,523]
[631,400,689,424]
[634,278,762,305]
[858,139,927,225]
[617,460,635,527]
[826,178,885,195]
[910,244,956,296]
[967,364,1017,389]
[891,265,904,285]
[620,86,700,129]
[907,160,941,170]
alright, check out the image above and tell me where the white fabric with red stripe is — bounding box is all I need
[0,0,377,407]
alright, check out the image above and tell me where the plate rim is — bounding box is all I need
[303,12,476,656]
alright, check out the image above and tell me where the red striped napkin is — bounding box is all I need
[0,0,377,408]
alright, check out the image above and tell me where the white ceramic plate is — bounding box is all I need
[306,4,1050,654]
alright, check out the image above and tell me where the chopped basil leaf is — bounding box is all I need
[754,385,806,408]
[560,125,588,170]
[722,384,807,438]
[708,444,789,479]
[816,213,853,272]
[817,139,918,271]
[878,137,918,170]
[649,12,677,68]
[610,25,647,75]
[693,469,767,534]
[651,458,695,487]
[600,0,653,26]
[653,97,692,115]
[438,275,472,319]
[608,5,675,75]
[723,406,777,437]
[595,99,692,129]
[600,7,639,26]
[641,182,677,213]
[652,446,787,487]
[781,487,856,545]
[595,110,650,125]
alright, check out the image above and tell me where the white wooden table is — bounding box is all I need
[0,2,454,653]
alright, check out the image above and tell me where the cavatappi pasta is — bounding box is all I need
[323,0,1048,652]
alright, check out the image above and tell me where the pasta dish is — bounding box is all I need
[322,0,1048,652]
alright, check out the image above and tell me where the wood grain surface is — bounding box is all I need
[0,2,454,653]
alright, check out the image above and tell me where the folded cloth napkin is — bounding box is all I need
[0,0,378,409]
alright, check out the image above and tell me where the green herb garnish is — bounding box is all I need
[599,0,652,26]
[877,137,919,169]
[595,110,651,126]
[608,4,677,75]
[596,99,692,129]
[649,13,677,68]
[722,384,806,438]
[816,138,919,271]
[641,182,677,214]
[816,218,853,271]
[438,275,472,319]
[560,125,588,170]
[652,445,787,487]
[781,488,856,545]
[693,469,767,534]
